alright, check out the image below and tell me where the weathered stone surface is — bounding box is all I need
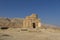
[23,14,41,28]
[0,14,41,28]
[0,17,23,28]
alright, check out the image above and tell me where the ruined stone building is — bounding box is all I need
[0,14,41,29]
[23,14,41,29]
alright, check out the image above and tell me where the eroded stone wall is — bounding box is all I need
[0,14,41,28]
[23,14,41,28]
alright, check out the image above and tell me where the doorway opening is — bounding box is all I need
[32,23,36,28]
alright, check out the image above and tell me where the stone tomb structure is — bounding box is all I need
[0,14,41,30]
[23,14,41,29]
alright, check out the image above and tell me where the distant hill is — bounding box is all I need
[0,17,23,28]
[41,24,60,30]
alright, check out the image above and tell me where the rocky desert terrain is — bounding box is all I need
[0,17,60,40]
[0,28,60,40]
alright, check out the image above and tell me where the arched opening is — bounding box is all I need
[32,23,36,28]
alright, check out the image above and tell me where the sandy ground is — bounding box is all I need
[0,28,60,40]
